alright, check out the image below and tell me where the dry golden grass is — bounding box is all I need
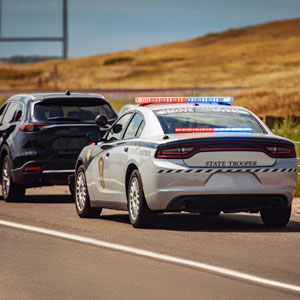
[232,88,300,116]
[0,18,299,115]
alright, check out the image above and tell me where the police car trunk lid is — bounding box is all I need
[176,134,293,168]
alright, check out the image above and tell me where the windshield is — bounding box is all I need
[34,102,116,122]
[154,106,264,134]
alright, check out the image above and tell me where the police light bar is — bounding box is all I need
[187,97,233,104]
[135,97,234,104]
[175,127,253,133]
[135,97,186,104]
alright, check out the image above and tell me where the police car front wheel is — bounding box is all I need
[75,166,102,218]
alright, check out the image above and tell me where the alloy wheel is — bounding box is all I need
[76,172,86,212]
[2,159,10,198]
[129,177,140,221]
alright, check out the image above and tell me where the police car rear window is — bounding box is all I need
[154,107,264,134]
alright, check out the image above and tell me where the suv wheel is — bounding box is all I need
[2,155,25,202]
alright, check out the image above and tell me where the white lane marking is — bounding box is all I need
[0,220,300,294]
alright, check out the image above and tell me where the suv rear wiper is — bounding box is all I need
[47,117,81,121]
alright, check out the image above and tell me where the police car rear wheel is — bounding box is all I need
[75,166,102,218]
[128,170,156,228]
[260,206,291,227]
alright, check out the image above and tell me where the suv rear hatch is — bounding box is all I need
[25,97,117,161]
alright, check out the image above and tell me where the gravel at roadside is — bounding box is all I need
[293,197,300,215]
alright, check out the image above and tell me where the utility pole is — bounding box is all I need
[0,0,2,38]
[63,0,68,59]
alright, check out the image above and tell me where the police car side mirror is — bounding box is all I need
[95,114,108,128]
[112,123,123,134]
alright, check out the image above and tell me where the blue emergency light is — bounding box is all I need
[187,97,234,104]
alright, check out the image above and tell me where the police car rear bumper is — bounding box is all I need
[142,166,297,211]
[146,184,296,212]
[166,193,290,213]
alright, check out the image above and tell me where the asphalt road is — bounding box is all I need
[0,186,300,300]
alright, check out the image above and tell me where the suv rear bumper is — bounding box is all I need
[11,160,75,186]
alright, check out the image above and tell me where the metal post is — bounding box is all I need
[0,0,2,38]
[63,0,68,59]
[0,0,67,59]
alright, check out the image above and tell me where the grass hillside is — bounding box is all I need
[0,18,299,115]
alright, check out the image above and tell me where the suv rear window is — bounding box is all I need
[34,98,117,122]
[154,106,264,134]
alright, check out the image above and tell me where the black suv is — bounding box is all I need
[0,91,117,201]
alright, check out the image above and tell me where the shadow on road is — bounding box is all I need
[0,194,74,204]
[156,213,300,233]
[1,191,299,233]
[100,212,300,233]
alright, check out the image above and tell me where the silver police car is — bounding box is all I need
[74,97,298,228]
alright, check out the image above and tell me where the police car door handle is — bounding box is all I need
[124,147,129,153]
[106,152,110,157]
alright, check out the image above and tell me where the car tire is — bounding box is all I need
[260,206,291,227]
[1,155,25,202]
[127,170,157,228]
[75,166,102,218]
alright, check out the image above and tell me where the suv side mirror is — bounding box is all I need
[95,114,108,128]
[87,131,102,143]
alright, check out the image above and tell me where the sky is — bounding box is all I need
[0,0,300,58]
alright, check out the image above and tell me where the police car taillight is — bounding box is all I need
[156,147,182,159]
[276,145,296,158]
[156,142,295,160]
[135,97,234,104]
[155,146,194,159]
[266,144,296,158]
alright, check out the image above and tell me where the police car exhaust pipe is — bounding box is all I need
[268,196,284,209]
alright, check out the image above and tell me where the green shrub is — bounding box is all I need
[103,56,133,66]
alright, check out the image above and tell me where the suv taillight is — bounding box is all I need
[19,123,47,132]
